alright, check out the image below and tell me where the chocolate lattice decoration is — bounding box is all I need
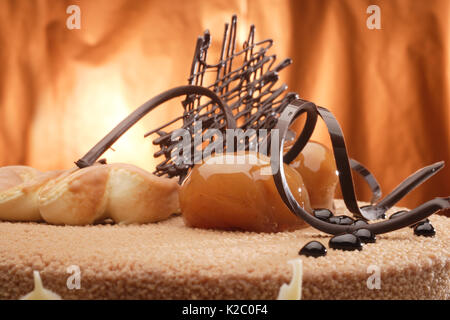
[145,15,296,179]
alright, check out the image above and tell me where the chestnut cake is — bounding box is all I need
[1,146,448,300]
[0,200,448,300]
[0,16,448,300]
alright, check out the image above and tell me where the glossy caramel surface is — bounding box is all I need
[286,141,338,211]
[180,152,311,232]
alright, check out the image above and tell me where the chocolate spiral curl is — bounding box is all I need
[318,106,445,220]
[277,100,382,209]
[277,102,445,220]
[75,85,236,175]
[272,101,372,219]
[272,99,450,235]
[349,159,382,205]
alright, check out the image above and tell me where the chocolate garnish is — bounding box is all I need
[316,107,444,220]
[271,99,450,234]
[352,229,376,244]
[299,241,327,257]
[74,16,450,237]
[329,234,362,251]
[413,221,435,237]
[313,209,334,221]
[77,16,295,181]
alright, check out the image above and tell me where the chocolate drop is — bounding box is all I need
[352,228,376,243]
[413,221,435,237]
[410,218,430,228]
[299,241,327,258]
[329,234,362,251]
[313,209,333,222]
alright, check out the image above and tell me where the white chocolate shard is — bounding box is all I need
[20,271,62,300]
[277,259,303,300]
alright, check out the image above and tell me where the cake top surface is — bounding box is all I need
[1,200,448,284]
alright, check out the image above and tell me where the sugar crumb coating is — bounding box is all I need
[0,200,448,300]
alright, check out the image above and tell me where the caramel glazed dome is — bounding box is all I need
[0,199,447,300]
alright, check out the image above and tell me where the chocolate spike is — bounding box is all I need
[373,161,444,211]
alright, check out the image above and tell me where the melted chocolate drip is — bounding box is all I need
[352,228,376,243]
[299,241,327,258]
[313,209,333,221]
[329,234,362,251]
[413,221,435,236]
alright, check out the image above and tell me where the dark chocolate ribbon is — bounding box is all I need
[75,85,236,169]
[349,159,382,204]
[272,99,450,234]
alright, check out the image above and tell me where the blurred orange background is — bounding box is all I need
[0,0,449,209]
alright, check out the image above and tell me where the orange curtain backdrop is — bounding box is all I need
[0,0,449,209]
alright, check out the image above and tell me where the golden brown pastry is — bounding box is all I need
[0,163,180,225]
[0,166,64,221]
[106,163,180,224]
[38,165,110,225]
